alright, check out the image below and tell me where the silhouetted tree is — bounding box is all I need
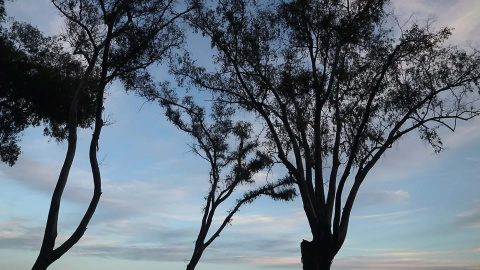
[32,0,192,269]
[155,89,296,270]
[0,0,5,21]
[0,18,98,166]
[172,0,480,269]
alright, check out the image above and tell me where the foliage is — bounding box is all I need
[172,0,480,268]
[32,1,192,269]
[0,0,5,22]
[156,88,296,269]
[0,21,98,166]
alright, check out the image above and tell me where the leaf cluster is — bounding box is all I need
[0,21,98,165]
[55,0,186,94]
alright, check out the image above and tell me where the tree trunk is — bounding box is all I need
[186,250,203,270]
[301,239,332,270]
[31,255,51,270]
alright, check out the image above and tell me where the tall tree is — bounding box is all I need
[156,91,296,270]
[32,0,192,269]
[173,0,480,269]
[1,17,98,166]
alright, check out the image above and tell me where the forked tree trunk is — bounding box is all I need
[301,239,333,270]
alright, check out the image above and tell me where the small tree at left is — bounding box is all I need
[28,1,193,269]
[0,2,98,166]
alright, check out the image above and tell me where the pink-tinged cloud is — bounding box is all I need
[334,252,480,270]
[246,256,300,267]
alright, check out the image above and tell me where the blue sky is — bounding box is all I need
[1,0,480,269]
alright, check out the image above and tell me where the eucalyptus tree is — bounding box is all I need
[32,0,193,269]
[172,0,480,269]
[156,90,296,270]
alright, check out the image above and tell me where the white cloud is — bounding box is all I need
[353,208,427,222]
[224,212,304,227]
[392,0,480,45]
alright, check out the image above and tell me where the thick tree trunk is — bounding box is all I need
[301,239,332,270]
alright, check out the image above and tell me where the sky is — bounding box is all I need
[1,0,480,269]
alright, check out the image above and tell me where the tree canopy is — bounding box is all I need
[32,0,192,269]
[0,19,98,166]
[3,0,480,269]
[0,0,5,21]
[170,0,480,268]
[157,90,296,270]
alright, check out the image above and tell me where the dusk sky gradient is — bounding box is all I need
[1,0,480,269]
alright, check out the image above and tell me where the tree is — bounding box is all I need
[32,0,192,269]
[172,0,480,269]
[0,0,5,21]
[155,91,296,270]
[0,12,98,166]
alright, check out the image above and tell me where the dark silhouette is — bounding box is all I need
[0,18,98,166]
[172,0,480,269]
[0,0,4,21]
[0,1,4,22]
[154,90,296,270]
[32,0,192,269]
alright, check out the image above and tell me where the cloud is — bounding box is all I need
[334,258,480,270]
[0,223,44,251]
[357,189,410,206]
[82,212,305,263]
[4,214,479,270]
[244,256,300,268]
[99,179,193,215]
[0,154,201,223]
[72,244,191,262]
[221,212,304,227]
[0,158,61,193]
[0,220,194,262]
[391,0,480,46]
[353,208,427,225]
[0,219,302,267]
[0,220,28,229]
[456,208,480,229]
[89,218,198,247]
[334,249,480,270]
